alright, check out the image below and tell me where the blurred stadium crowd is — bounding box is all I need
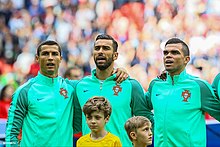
[0,0,220,95]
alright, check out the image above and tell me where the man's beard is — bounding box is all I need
[95,56,114,70]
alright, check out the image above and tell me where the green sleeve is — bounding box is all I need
[145,79,157,111]
[196,79,220,121]
[69,78,82,133]
[6,87,28,146]
[73,85,82,134]
[130,79,154,126]
[145,92,153,110]
[212,73,220,100]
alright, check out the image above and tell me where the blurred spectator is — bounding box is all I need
[26,60,40,80]
[0,84,15,118]
[64,65,84,80]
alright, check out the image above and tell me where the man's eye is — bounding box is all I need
[41,52,49,56]
[172,51,179,55]
[163,51,168,55]
[94,47,100,51]
[52,52,59,56]
[103,46,110,50]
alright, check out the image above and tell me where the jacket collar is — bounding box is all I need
[36,72,59,86]
[167,69,187,84]
[91,69,116,81]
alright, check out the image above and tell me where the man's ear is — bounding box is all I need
[130,132,137,140]
[113,52,118,60]
[35,55,39,63]
[184,56,190,64]
[60,56,63,63]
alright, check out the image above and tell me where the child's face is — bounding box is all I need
[85,111,109,133]
[135,123,153,146]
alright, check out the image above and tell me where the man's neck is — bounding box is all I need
[95,67,114,80]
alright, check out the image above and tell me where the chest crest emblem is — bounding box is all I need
[60,88,68,99]
[181,90,191,102]
[113,84,122,96]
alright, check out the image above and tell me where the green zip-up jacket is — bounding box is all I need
[212,73,220,100]
[145,70,220,147]
[5,72,81,146]
[74,69,154,147]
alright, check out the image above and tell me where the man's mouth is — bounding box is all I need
[47,63,55,67]
[96,56,106,63]
[165,60,174,65]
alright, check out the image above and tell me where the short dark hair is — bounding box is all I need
[83,96,112,118]
[95,34,118,52]
[165,38,190,56]
[36,40,61,56]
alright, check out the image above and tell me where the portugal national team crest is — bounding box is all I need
[113,84,122,96]
[181,90,191,102]
[60,88,68,99]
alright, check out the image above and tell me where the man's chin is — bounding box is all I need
[46,70,57,76]
[97,66,107,70]
[95,63,107,70]
[165,68,172,72]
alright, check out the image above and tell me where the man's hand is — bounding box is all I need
[113,67,129,83]
[157,70,167,81]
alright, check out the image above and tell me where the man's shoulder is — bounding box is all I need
[214,73,220,80]
[186,74,209,84]
[212,73,220,84]
[184,74,213,91]
[65,79,79,87]
[12,78,37,98]
[126,78,140,86]
[125,78,145,93]
[77,75,94,84]
[82,75,93,80]
[16,78,36,91]
[149,77,164,86]
[127,77,143,84]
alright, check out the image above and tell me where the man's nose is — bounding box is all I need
[98,47,104,53]
[165,52,172,57]
[48,53,53,59]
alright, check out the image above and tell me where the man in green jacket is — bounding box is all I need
[5,40,127,146]
[74,34,154,147]
[146,38,220,147]
[5,40,80,146]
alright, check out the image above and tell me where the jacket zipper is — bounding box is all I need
[100,80,104,90]
[164,78,174,145]
[172,77,174,85]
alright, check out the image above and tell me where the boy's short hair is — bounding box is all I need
[124,116,151,141]
[83,96,112,118]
